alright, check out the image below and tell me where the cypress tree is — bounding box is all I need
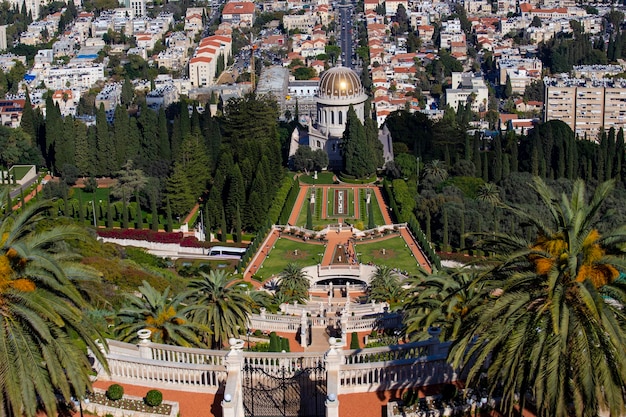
[459,210,465,250]
[21,90,36,140]
[122,195,129,229]
[204,204,210,238]
[166,197,173,232]
[135,192,143,229]
[151,197,159,231]
[63,185,69,217]
[493,135,503,183]
[234,204,242,243]
[368,201,375,229]
[225,164,245,229]
[220,207,227,242]
[157,108,170,160]
[306,199,313,230]
[482,152,489,182]
[616,128,624,182]
[442,206,449,251]
[106,195,113,228]
[473,132,481,175]
[96,104,116,175]
[78,196,84,224]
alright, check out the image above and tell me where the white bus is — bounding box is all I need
[208,246,247,259]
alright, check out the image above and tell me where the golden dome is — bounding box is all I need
[318,66,364,100]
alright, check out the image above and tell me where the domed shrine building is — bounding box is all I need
[289,65,392,170]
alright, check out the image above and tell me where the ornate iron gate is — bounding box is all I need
[242,362,326,417]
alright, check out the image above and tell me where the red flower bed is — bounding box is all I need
[97,229,184,244]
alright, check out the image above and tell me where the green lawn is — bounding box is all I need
[254,238,323,280]
[9,165,33,180]
[355,236,421,275]
[71,187,111,202]
[299,172,336,185]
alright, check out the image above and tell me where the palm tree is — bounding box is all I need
[424,160,448,183]
[116,281,207,347]
[368,265,402,305]
[476,182,500,206]
[449,178,626,417]
[184,270,252,348]
[276,263,310,304]
[403,268,482,341]
[0,197,108,417]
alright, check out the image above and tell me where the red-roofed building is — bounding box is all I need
[0,99,25,128]
[222,1,256,26]
[189,35,232,87]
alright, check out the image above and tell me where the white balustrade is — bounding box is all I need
[98,337,456,401]
[104,354,227,393]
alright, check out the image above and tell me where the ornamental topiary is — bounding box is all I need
[145,389,163,407]
[106,384,124,401]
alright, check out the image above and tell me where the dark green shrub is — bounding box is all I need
[269,332,279,352]
[281,337,290,352]
[350,332,360,349]
[253,329,263,337]
[106,384,124,401]
[144,389,163,406]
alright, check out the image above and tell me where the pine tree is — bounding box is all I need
[113,105,129,168]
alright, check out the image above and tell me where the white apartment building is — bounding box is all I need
[544,77,626,140]
[43,63,105,90]
[445,72,489,113]
[188,35,232,88]
[95,83,122,112]
[440,18,464,49]
[498,58,542,88]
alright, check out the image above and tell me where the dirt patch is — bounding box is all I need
[285,250,311,261]
[367,249,397,260]
[72,177,118,188]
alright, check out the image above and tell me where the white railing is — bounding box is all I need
[98,337,456,399]
[339,358,455,393]
[103,354,227,393]
[249,314,301,332]
[149,344,226,365]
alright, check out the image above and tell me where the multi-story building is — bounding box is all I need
[283,14,318,34]
[222,1,256,27]
[188,35,232,88]
[544,77,626,140]
[43,63,105,90]
[445,72,489,113]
